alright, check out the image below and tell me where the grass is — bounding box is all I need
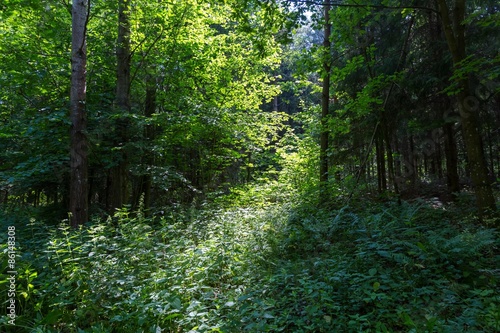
[0,184,499,332]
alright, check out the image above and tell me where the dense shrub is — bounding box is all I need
[1,193,499,332]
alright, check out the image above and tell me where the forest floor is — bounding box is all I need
[1,184,499,332]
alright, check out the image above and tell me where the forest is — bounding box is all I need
[0,0,499,332]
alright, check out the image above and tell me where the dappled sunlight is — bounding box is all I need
[2,189,498,331]
[1,0,499,331]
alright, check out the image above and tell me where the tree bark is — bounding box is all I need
[116,0,131,112]
[376,133,386,193]
[319,1,331,201]
[437,0,496,215]
[108,0,131,212]
[69,0,89,228]
[140,82,156,212]
[383,119,399,197]
[443,122,460,193]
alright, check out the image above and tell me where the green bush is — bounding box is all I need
[1,190,498,332]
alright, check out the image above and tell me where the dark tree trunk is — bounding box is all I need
[436,136,444,179]
[394,138,402,180]
[376,133,386,193]
[69,0,89,228]
[139,83,156,211]
[319,1,331,201]
[116,0,131,113]
[383,121,399,197]
[108,0,131,213]
[273,96,278,112]
[486,122,495,182]
[409,136,417,184]
[444,122,460,193]
[438,0,496,216]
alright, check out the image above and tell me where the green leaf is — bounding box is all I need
[42,309,63,325]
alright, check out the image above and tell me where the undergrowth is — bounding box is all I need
[1,185,499,332]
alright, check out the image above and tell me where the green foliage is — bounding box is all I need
[0,1,70,201]
[1,1,499,332]
[1,187,498,332]
[443,55,500,96]
[0,0,286,208]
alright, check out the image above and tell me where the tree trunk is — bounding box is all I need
[486,122,495,182]
[108,0,131,212]
[383,119,399,197]
[437,0,496,216]
[376,133,386,193]
[443,122,460,193]
[143,84,156,211]
[273,96,278,112]
[394,139,401,180]
[436,135,444,179]
[69,0,89,228]
[319,1,331,201]
[116,0,131,113]
[409,135,417,184]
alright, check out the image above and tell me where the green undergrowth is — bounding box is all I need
[1,187,499,332]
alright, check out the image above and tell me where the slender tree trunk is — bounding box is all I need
[69,0,89,228]
[132,82,156,211]
[383,121,399,197]
[409,135,417,184]
[273,96,278,112]
[486,122,495,181]
[116,0,131,113]
[320,1,331,201]
[437,138,444,179]
[246,152,252,183]
[437,0,496,216]
[431,4,459,193]
[108,0,131,212]
[424,154,429,176]
[376,133,386,193]
[444,122,460,193]
[376,136,382,193]
[394,139,401,180]
[142,83,156,211]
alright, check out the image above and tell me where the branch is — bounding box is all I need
[63,0,72,15]
[130,28,164,86]
[79,0,91,53]
[287,0,439,14]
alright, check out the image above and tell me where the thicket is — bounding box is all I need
[1,181,499,332]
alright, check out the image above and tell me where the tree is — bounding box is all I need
[84,0,283,207]
[319,0,331,201]
[437,0,497,216]
[107,0,131,212]
[0,2,71,209]
[69,0,90,227]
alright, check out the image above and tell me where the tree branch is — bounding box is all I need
[79,0,90,53]
[286,0,439,14]
[130,28,164,86]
